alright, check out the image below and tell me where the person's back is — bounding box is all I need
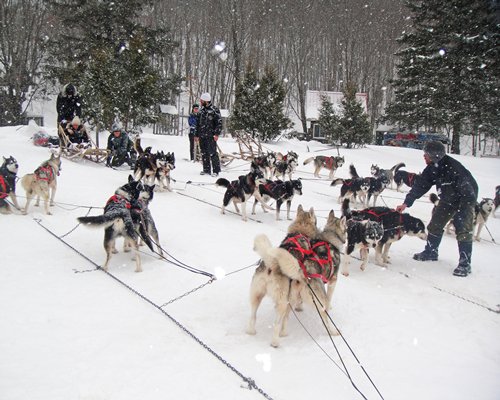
[56,83,82,123]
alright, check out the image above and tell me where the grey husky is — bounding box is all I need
[303,155,345,179]
[78,175,152,272]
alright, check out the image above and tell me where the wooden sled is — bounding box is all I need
[57,124,109,163]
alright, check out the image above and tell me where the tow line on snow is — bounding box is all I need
[32,217,275,400]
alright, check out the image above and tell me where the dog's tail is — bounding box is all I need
[330,178,344,187]
[341,198,352,219]
[391,162,406,172]
[254,234,305,281]
[20,173,36,193]
[349,164,360,178]
[429,193,439,206]
[78,214,120,228]
[303,157,314,165]
[215,177,231,188]
[134,137,144,155]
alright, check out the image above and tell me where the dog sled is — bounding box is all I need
[217,131,263,167]
[57,124,109,163]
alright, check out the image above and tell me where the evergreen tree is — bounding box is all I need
[229,66,291,141]
[45,0,180,128]
[317,94,341,143]
[229,68,260,138]
[339,82,372,148]
[384,0,499,154]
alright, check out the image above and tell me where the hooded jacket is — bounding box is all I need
[404,154,478,207]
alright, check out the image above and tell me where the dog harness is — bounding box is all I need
[363,209,403,237]
[35,165,55,182]
[106,194,131,209]
[280,233,335,283]
[0,175,8,199]
[407,173,416,187]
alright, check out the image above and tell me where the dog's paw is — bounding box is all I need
[341,270,350,277]
[112,248,119,254]
[246,328,256,335]
[270,340,280,348]
[474,236,481,242]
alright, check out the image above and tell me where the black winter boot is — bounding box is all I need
[413,233,442,261]
[453,241,472,277]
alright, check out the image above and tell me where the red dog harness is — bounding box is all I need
[0,175,8,199]
[280,233,335,283]
[106,194,131,209]
[35,165,54,182]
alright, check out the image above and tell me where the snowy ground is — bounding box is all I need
[1,122,499,400]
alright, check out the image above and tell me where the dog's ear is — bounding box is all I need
[328,209,335,219]
[128,174,135,183]
[297,204,304,214]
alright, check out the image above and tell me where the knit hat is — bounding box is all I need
[423,141,446,163]
[71,116,80,126]
[65,84,75,96]
[192,103,199,110]
[200,93,211,102]
[111,122,122,132]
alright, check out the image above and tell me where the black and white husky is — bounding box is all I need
[215,163,271,221]
[252,178,303,220]
[473,198,495,241]
[394,169,420,192]
[0,156,21,214]
[344,199,427,269]
[78,175,152,272]
[371,162,405,189]
[131,184,162,256]
[331,165,370,207]
[341,218,384,276]
[365,175,390,207]
[274,151,299,180]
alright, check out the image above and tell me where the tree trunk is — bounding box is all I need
[451,121,461,154]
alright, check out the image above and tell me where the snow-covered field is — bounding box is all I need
[1,122,499,400]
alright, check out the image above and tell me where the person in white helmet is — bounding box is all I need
[194,92,222,177]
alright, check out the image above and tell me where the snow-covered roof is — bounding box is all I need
[305,90,368,121]
[159,104,178,115]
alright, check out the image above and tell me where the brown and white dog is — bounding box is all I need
[247,205,347,347]
[21,151,62,215]
[303,155,345,179]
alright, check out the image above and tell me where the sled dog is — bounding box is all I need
[131,183,162,255]
[494,185,500,217]
[394,169,420,192]
[274,151,299,180]
[0,156,21,214]
[371,162,405,189]
[215,163,270,221]
[247,205,347,347]
[303,155,345,179]
[253,152,277,179]
[21,151,62,215]
[252,178,303,220]
[77,175,152,272]
[343,199,427,269]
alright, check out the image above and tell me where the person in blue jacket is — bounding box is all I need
[396,141,478,277]
[188,103,199,161]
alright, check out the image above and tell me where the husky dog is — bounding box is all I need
[341,218,384,276]
[331,165,370,207]
[494,185,500,217]
[303,155,345,179]
[365,175,390,207]
[344,199,427,268]
[0,156,21,214]
[275,151,299,180]
[154,151,175,191]
[253,152,277,179]
[430,193,494,241]
[252,178,303,220]
[394,169,420,192]
[215,163,270,221]
[371,162,405,189]
[78,176,151,272]
[130,184,162,255]
[473,198,495,241]
[247,205,347,347]
[21,151,62,215]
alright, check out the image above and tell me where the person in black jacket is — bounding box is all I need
[188,103,199,161]
[56,83,82,124]
[194,93,221,176]
[396,141,478,277]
